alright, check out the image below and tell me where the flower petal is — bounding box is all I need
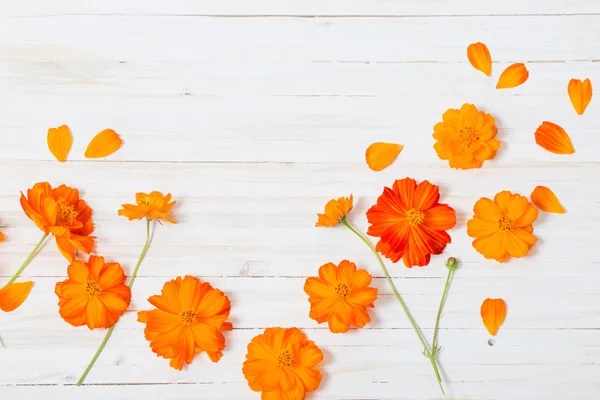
[467,42,492,76]
[365,142,403,172]
[530,186,565,214]
[0,282,33,312]
[568,78,592,115]
[84,129,123,158]
[534,121,574,154]
[480,298,507,336]
[496,63,529,89]
[47,125,72,162]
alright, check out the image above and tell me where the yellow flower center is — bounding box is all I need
[57,197,78,225]
[277,349,293,367]
[85,281,101,297]
[180,311,197,325]
[138,195,151,205]
[406,209,425,226]
[459,126,478,142]
[334,283,350,298]
[498,216,513,231]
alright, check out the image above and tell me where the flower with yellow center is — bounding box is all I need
[118,191,176,224]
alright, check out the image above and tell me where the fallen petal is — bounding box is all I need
[84,129,123,158]
[480,298,507,336]
[534,121,575,154]
[568,78,592,115]
[467,42,492,76]
[531,186,565,214]
[47,125,73,162]
[496,63,529,89]
[365,142,404,171]
[0,281,34,312]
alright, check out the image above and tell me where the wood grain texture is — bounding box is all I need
[0,1,599,399]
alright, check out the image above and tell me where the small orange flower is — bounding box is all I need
[118,192,176,223]
[55,256,131,329]
[20,182,95,262]
[137,276,232,370]
[433,104,501,169]
[467,191,538,262]
[304,260,378,333]
[243,327,323,399]
[315,195,353,227]
[367,178,456,268]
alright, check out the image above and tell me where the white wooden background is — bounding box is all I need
[1,1,599,399]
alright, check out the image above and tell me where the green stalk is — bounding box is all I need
[432,267,453,352]
[5,233,48,286]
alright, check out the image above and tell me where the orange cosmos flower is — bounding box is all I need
[55,256,131,329]
[137,275,232,370]
[20,182,95,262]
[315,195,353,227]
[118,191,176,223]
[366,178,456,268]
[433,103,501,169]
[243,327,323,399]
[304,260,378,333]
[467,191,538,262]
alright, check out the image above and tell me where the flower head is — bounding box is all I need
[55,256,131,329]
[445,257,458,271]
[315,195,353,227]
[137,275,232,370]
[118,191,176,223]
[433,104,501,169]
[20,182,95,261]
[367,178,456,268]
[304,260,378,333]
[467,191,538,262]
[243,327,323,399]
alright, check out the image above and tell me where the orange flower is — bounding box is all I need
[496,63,529,89]
[304,260,378,333]
[568,78,592,115]
[137,275,232,370]
[365,142,403,171]
[481,298,507,336]
[367,178,456,268]
[0,282,34,312]
[243,327,323,399]
[467,42,492,76]
[535,121,575,154]
[55,256,131,329]
[20,182,95,262]
[467,191,538,262]
[315,195,353,227]
[433,104,501,169]
[118,192,176,223]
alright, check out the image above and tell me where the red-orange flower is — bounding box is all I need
[20,182,95,261]
[367,178,456,268]
[304,260,378,333]
[118,191,176,223]
[55,256,131,329]
[243,327,323,399]
[137,275,232,370]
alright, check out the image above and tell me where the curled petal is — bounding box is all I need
[480,298,507,336]
[84,129,123,158]
[467,42,492,76]
[534,121,574,154]
[47,125,73,162]
[0,282,34,312]
[365,142,403,172]
[531,186,565,214]
[568,78,592,115]
[496,63,529,89]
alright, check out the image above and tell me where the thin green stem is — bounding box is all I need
[340,219,444,394]
[77,218,152,386]
[6,233,48,286]
[433,268,453,352]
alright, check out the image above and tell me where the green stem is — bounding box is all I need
[77,218,152,386]
[5,233,48,286]
[432,268,453,352]
[340,219,444,395]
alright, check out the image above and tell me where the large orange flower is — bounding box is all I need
[366,178,456,268]
[467,191,538,262]
[243,327,323,399]
[55,256,131,329]
[304,260,378,333]
[315,195,353,227]
[433,103,501,169]
[20,182,95,261]
[118,191,176,223]
[137,275,232,370]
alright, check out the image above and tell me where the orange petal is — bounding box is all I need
[480,298,507,336]
[47,125,73,162]
[0,282,34,312]
[365,142,403,171]
[531,186,565,214]
[84,129,123,158]
[467,42,492,76]
[568,78,592,115]
[534,121,574,154]
[496,63,529,89]
[0,232,4,242]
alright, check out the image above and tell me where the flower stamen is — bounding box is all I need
[180,310,197,325]
[498,216,513,231]
[85,281,101,297]
[56,197,78,225]
[277,349,293,367]
[406,209,425,226]
[334,283,350,298]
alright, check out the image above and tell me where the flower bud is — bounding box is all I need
[445,257,458,271]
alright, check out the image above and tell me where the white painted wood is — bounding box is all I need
[1,1,599,399]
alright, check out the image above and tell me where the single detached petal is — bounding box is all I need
[47,125,73,162]
[496,63,529,89]
[534,121,575,154]
[568,78,592,115]
[84,129,123,158]
[467,42,492,76]
[365,142,403,171]
[531,186,565,214]
[0,281,34,312]
[480,298,507,336]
